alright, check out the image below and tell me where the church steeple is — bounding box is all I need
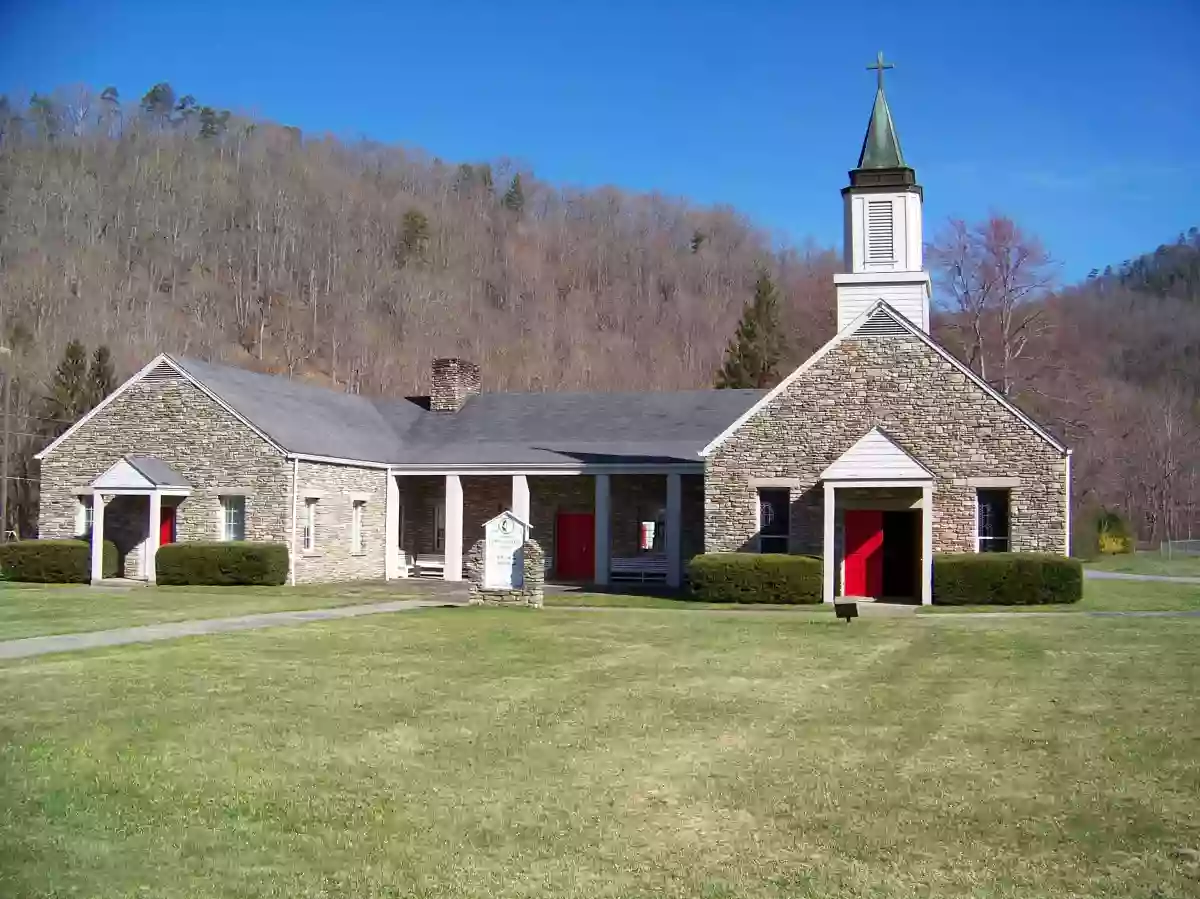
[834,52,932,332]
[857,53,906,170]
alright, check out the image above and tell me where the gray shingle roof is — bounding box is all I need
[171,356,763,467]
[125,455,190,487]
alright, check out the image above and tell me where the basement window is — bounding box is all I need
[757,488,790,554]
[976,489,1010,552]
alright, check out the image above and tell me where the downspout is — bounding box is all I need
[288,457,299,585]
[1064,449,1073,557]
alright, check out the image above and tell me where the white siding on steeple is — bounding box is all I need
[833,272,930,331]
[821,428,932,482]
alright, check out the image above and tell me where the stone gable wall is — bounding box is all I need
[294,461,388,583]
[38,377,291,575]
[705,333,1067,555]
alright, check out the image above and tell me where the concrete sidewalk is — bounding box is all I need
[0,598,465,661]
[1084,569,1200,585]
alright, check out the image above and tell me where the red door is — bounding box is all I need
[555,512,595,581]
[159,505,177,545]
[844,510,883,597]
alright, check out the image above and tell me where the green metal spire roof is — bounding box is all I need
[857,52,906,170]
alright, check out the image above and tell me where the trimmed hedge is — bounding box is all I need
[156,541,289,586]
[934,553,1082,605]
[0,538,117,583]
[687,553,822,604]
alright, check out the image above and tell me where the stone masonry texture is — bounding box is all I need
[39,375,389,583]
[705,332,1067,556]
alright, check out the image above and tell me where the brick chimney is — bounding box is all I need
[429,358,481,412]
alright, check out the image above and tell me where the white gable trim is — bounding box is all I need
[35,354,286,460]
[92,458,154,490]
[700,301,1067,457]
[821,427,933,482]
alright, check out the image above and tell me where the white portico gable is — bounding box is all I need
[820,428,934,605]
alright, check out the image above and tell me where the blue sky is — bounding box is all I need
[2,0,1197,280]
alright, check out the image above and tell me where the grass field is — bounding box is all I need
[1,608,1197,898]
[0,581,421,641]
[1084,551,1200,578]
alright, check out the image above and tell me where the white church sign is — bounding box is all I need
[483,511,529,589]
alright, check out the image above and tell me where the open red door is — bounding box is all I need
[159,505,176,545]
[844,510,883,597]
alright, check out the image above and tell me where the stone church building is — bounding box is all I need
[35,72,1070,603]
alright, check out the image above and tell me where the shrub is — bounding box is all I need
[933,553,1082,605]
[1095,508,1134,554]
[687,553,822,604]
[156,541,288,586]
[0,538,117,583]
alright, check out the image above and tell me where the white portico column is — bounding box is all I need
[145,491,162,584]
[385,471,401,579]
[594,474,611,585]
[822,482,836,603]
[921,484,934,605]
[444,474,464,581]
[90,493,108,583]
[666,473,682,589]
[512,474,530,525]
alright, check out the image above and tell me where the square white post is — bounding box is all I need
[666,473,682,588]
[385,471,401,579]
[921,484,934,605]
[145,492,162,584]
[594,474,610,585]
[822,482,836,603]
[512,474,530,525]
[444,474,464,581]
[90,493,107,583]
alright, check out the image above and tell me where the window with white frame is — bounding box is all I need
[76,495,94,536]
[976,489,1010,552]
[433,501,446,552]
[351,500,366,554]
[757,488,790,553]
[302,498,318,552]
[221,495,246,541]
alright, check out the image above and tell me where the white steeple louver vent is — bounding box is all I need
[140,360,182,384]
[856,308,907,337]
[866,200,894,261]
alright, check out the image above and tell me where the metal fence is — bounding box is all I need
[1160,539,1200,557]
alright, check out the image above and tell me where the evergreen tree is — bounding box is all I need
[85,345,116,410]
[397,209,430,264]
[42,340,90,437]
[502,175,525,215]
[714,273,786,389]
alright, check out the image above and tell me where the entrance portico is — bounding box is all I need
[88,456,191,583]
[820,429,934,605]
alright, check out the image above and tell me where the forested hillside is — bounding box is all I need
[0,84,1197,542]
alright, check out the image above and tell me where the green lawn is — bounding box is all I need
[0,581,420,641]
[552,578,1200,613]
[2,609,1198,898]
[1084,551,1200,578]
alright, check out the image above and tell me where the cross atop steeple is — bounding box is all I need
[866,51,894,92]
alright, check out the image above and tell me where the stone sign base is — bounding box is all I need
[466,538,545,607]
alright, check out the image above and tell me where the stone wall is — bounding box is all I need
[465,537,545,606]
[705,331,1067,555]
[293,461,388,583]
[38,376,291,575]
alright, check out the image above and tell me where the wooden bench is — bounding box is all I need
[610,556,668,583]
[415,554,446,577]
